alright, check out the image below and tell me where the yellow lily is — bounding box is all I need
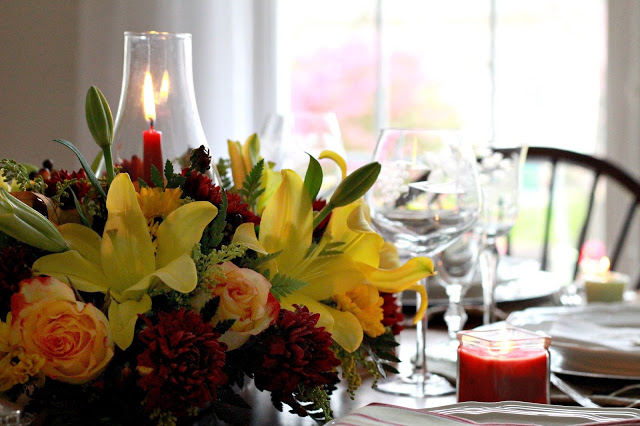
[257,169,433,352]
[32,173,218,349]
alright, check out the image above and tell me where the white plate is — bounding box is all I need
[507,304,640,379]
[328,402,640,425]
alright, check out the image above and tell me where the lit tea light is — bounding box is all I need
[457,326,550,403]
[143,71,163,184]
[583,256,629,303]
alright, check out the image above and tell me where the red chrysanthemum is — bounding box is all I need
[181,169,260,225]
[249,305,340,415]
[136,308,228,416]
[44,169,91,209]
[116,155,144,183]
[312,199,332,239]
[0,245,37,317]
[380,292,404,335]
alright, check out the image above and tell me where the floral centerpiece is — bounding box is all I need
[0,87,433,425]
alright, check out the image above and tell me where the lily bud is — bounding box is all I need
[85,86,114,149]
[329,161,381,207]
[0,188,69,252]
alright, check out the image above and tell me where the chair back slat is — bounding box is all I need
[540,158,558,272]
[610,199,639,271]
[573,171,601,279]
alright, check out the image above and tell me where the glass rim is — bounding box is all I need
[124,31,191,40]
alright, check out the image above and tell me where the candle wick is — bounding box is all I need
[149,119,154,130]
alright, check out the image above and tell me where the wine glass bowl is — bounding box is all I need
[367,129,481,397]
[477,146,527,324]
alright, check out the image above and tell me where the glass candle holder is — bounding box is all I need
[583,271,629,303]
[457,326,550,403]
[111,31,210,184]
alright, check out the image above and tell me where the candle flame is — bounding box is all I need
[159,71,169,104]
[489,339,514,356]
[143,72,156,123]
[599,256,611,273]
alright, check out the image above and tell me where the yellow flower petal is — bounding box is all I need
[59,223,102,265]
[326,201,383,267]
[102,174,155,293]
[123,252,198,297]
[297,254,363,301]
[228,140,247,191]
[259,170,312,272]
[232,222,267,254]
[319,150,347,180]
[408,283,428,325]
[359,256,434,293]
[32,251,110,293]
[155,201,217,269]
[108,294,152,350]
[257,167,282,214]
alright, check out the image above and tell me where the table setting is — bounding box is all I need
[1,30,640,426]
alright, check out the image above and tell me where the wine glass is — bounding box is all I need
[367,128,481,397]
[259,112,347,197]
[477,146,527,324]
[436,229,482,339]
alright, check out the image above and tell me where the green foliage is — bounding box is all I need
[192,243,247,285]
[303,153,323,201]
[137,178,149,189]
[238,249,281,271]
[0,159,45,192]
[269,273,309,301]
[150,165,164,188]
[200,297,220,323]
[164,160,186,189]
[53,139,107,199]
[199,190,227,254]
[319,241,345,257]
[295,384,334,423]
[239,159,265,211]
[213,318,235,335]
[216,158,233,190]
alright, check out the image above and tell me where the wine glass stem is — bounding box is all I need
[414,279,428,376]
[481,238,499,325]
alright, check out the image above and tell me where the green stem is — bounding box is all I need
[103,146,115,184]
[313,202,334,229]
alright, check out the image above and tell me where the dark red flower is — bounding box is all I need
[312,199,331,239]
[0,244,37,317]
[248,305,340,416]
[136,308,228,416]
[43,169,91,209]
[181,169,260,225]
[380,292,404,335]
[116,155,144,183]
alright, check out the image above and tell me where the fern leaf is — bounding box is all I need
[269,273,308,301]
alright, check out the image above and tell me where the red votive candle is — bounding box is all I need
[143,122,163,184]
[457,326,550,404]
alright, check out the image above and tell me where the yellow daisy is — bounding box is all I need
[137,187,183,238]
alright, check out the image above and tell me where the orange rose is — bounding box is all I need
[212,262,280,350]
[10,276,114,384]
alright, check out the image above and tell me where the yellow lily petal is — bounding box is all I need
[282,293,363,352]
[59,223,102,265]
[358,256,434,293]
[297,254,363,301]
[257,167,282,214]
[102,174,155,293]
[123,252,198,297]
[259,170,312,272]
[328,306,364,352]
[242,133,260,172]
[232,222,267,254]
[379,242,401,269]
[108,294,152,350]
[155,201,217,269]
[228,140,247,191]
[32,250,110,293]
[408,283,428,325]
[319,150,347,180]
[281,293,334,332]
[326,201,383,267]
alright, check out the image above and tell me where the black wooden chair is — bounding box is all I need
[497,146,640,289]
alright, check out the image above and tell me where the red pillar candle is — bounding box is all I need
[457,326,550,404]
[143,122,163,184]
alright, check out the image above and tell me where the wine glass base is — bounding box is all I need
[375,372,455,397]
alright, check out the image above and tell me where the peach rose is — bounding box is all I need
[212,262,280,350]
[10,276,114,384]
